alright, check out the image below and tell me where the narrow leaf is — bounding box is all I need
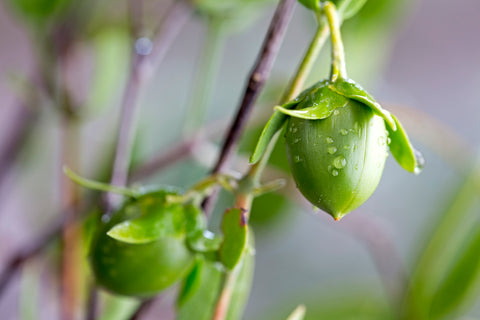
[226,231,256,320]
[176,257,223,320]
[250,101,297,164]
[430,225,480,319]
[387,114,424,174]
[327,78,396,130]
[219,208,248,269]
[336,0,368,20]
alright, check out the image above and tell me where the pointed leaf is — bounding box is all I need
[176,257,223,319]
[430,225,480,319]
[225,231,255,320]
[336,0,368,20]
[107,203,185,244]
[328,78,396,130]
[387,114,424,174]
[219,208,248,269]
[275,85,349,120]
[249,101,297,164]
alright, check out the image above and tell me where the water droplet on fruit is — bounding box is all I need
[331,169,339,176]
[328,147,337,154]
[326,137,334,144]
[377,136,387,147]
[333,156,347,169]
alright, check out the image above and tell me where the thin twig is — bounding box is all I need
[105,0,192,211]
[129,298,155,320]
[0,218,63,301]
[202,0,297,215]
[0,103,38,196]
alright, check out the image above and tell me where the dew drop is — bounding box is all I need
[294,138,301,144]
[326,137,334,144]
[328,146,337,154]
[333,156,347,169]
[413,148,425,174]
[333,109,340,116]
[294,155,302,163]
[377,136,387,147]
[340,129,348,136]
[331,169,339,176]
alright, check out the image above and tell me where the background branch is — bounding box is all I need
[202,0,297,215]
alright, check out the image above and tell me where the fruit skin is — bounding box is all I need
[285,99,388,220]
[89,196,195,297]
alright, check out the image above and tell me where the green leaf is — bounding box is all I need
[187,230,223,253]
[219,208,248,269]
[275,85,349,120]
[430,225,480,319]
[176,257,223,320]
[225,232,255,320]
[107,202,185,244]
[387,114,424,174]
[327,78,396,130]
[249,102,295,164]
[286,305,306,320]
[336,0,368,20]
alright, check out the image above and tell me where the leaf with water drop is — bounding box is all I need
[274,86,349,120]
[387,114,423,174]
[328,78,396,130]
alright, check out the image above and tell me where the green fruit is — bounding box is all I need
[89,192,197,297]
[251,78,422,220]
[285,95,388,220]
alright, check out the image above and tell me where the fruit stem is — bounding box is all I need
[323,1,348,81]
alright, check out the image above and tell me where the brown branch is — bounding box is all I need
[202,0,296,215]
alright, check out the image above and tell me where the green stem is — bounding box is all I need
[63,166,137,198]
[323,1,347,81]
[280,21,329,103]
[183,18,225,135]
[249,20,330,184]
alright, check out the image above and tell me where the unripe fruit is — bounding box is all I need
[285,97,388,220]
[89,192,197,297]
[250,78,422,220]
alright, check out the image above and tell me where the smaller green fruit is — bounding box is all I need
[89,191,199,297]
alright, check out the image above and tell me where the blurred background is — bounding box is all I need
[0,0,479,319]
